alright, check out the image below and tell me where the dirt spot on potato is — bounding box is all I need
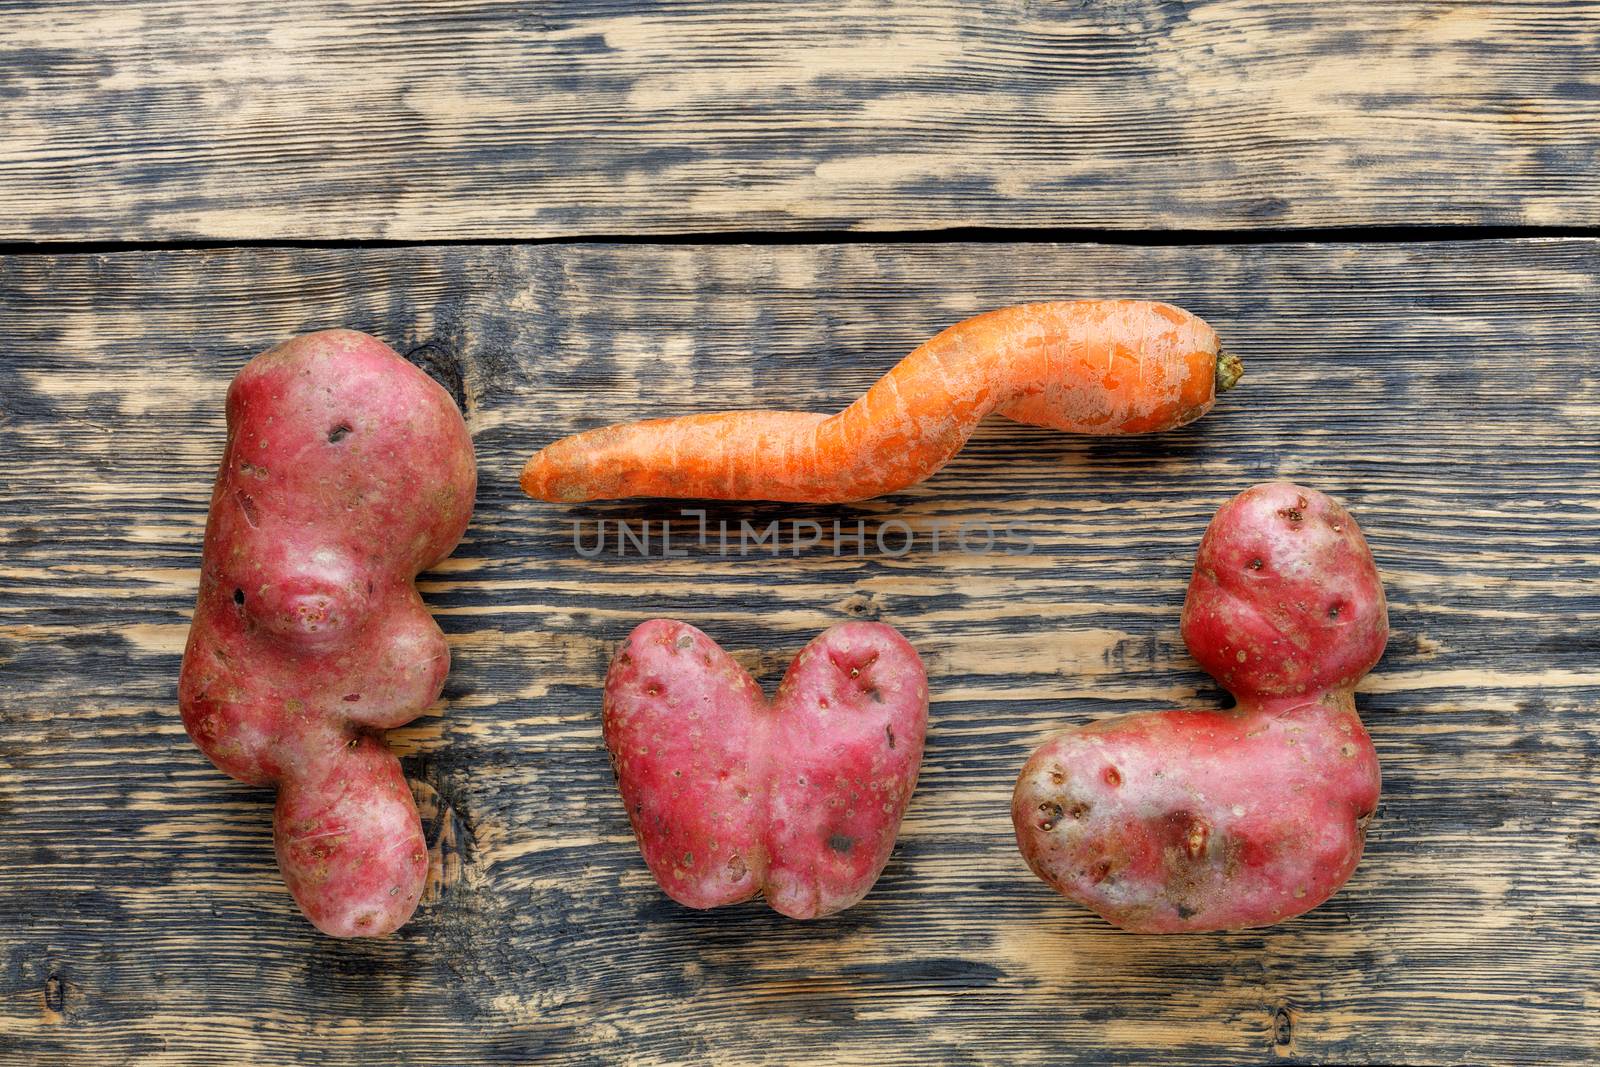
[1163,810,1211,861]
[234,490,260,528]
[1278,495,1309,524]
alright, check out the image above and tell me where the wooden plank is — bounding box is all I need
[1,238,1597,1065]
[2,1,1598,241]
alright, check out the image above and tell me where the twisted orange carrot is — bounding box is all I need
[522,300,1240,504]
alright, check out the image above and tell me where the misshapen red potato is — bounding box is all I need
[1013,482,1386,932]
[179,330,475,937]
[605,621,928,919]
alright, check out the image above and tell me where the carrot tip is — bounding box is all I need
[1215,351,1245,393]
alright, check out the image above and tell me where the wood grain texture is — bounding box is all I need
[2,0,1599,241]
[2,239,1598,1065]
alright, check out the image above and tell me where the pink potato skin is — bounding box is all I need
[604,621,929,919]
[1013,481,1386,932]
[178,330,476,937]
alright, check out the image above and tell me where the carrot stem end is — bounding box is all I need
[1215,351,1245,393]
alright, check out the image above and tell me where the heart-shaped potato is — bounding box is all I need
[604,620,929,919]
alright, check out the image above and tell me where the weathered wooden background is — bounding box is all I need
[3,2,1600,1066]
[2,0,1599,240]
[3,241,1598,1065]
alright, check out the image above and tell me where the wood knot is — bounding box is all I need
[1272,1003,1294,1052]
[410,777,473,905]
[42,974,65,1019]
[405,341,469,414]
